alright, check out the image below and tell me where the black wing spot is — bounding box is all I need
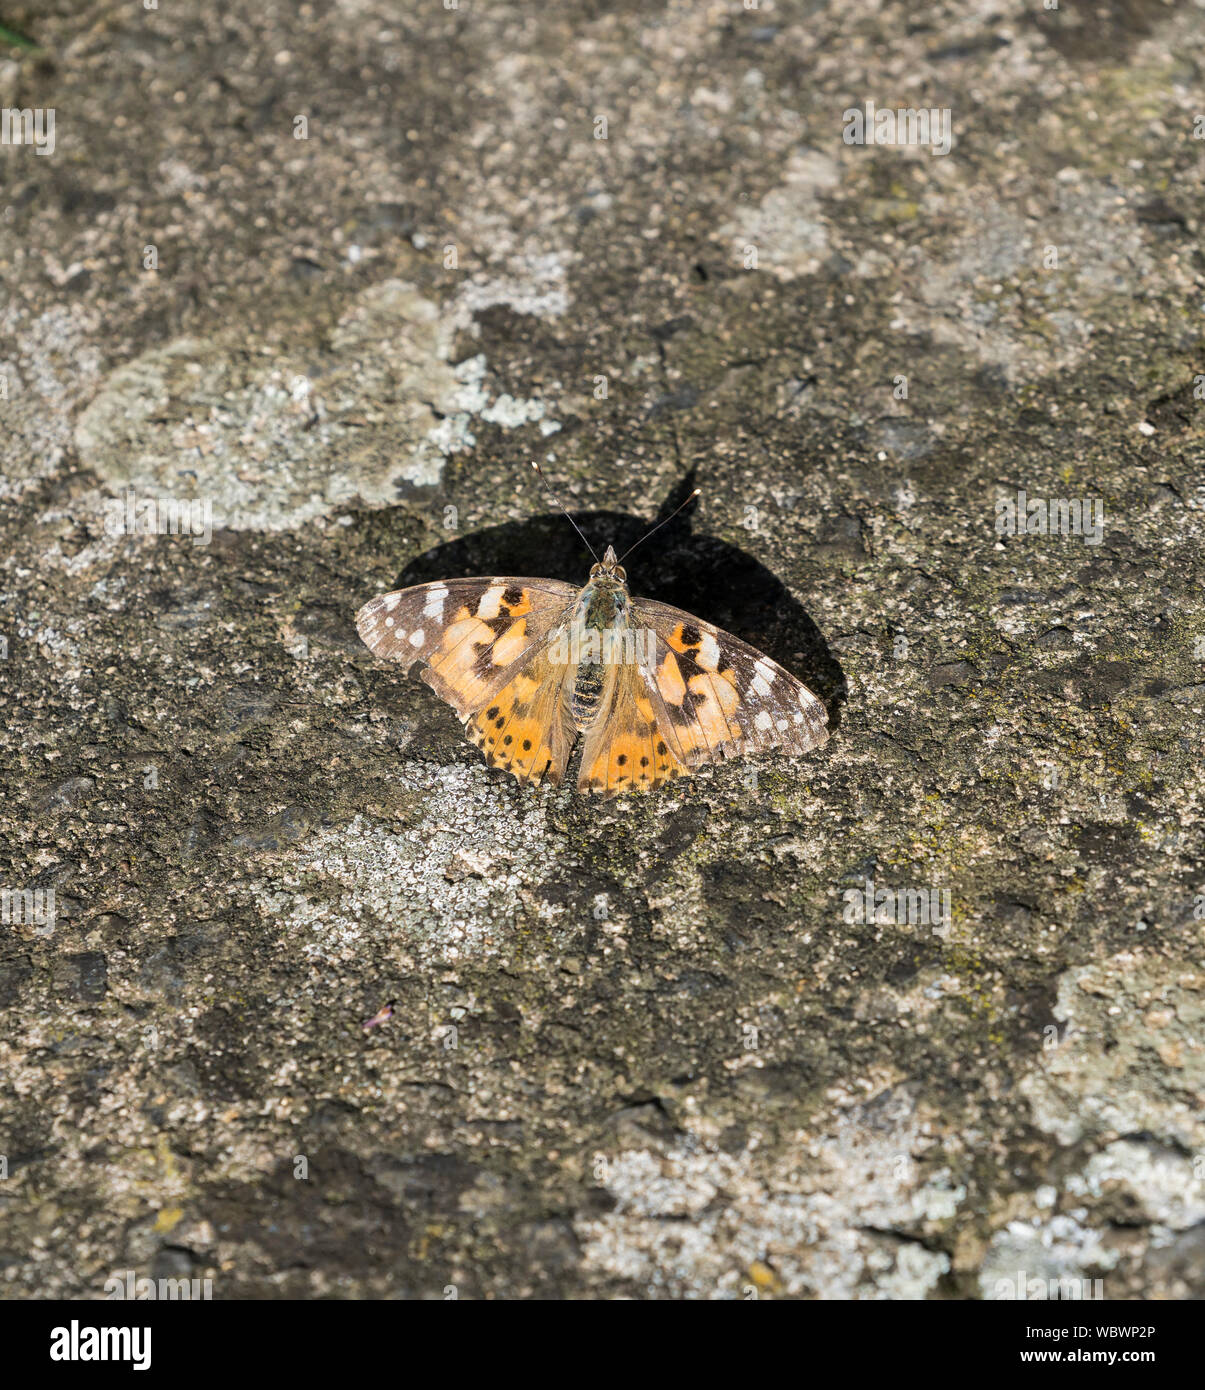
[522,739,532,751]
[640,756,649,767]
[616,754,627,766]
[486,706,499,720]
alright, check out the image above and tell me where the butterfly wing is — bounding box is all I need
[464,644,578,786]
[356,577,577,720]
[630,597,828,770]
[577,659,689,795]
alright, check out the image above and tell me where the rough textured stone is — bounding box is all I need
[0,0,1202,1299]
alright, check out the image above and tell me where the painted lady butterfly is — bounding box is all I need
[356,474,828,795]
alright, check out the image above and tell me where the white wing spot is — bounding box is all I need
[752,674,773,698]
[423,585,448,620]
[776,718,789,731]
[754,710,773,732]
[383,593,400,611]
[477,584,506,620]
[409,629,425,647]
[697,632,720,668]
[384,616,394,628]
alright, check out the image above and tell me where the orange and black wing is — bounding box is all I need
[356,577,579,786]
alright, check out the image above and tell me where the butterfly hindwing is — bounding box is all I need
[356,577,576,720]
[577,661,689,795]
[631,597,829,768]
[464,645,577,787]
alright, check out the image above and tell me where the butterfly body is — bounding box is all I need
[356,544,828,796]
[569,639,607,731]
[567,563,632,730]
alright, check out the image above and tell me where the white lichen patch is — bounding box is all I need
[880,180,1186,382]
[1020,953,1205,1150]
[577,1087,960,1298]
[979,1213,1119,1300]
[0,303,104,499]
[425,353,551,457]
[1066,1140,1205,1232]
[74,281,553,532]
[252,763,557,962]
[720,149,840,280]
[447,248,571,331]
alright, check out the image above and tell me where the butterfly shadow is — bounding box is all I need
[394,472,847,729]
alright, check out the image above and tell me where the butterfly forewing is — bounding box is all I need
[631,597,829,768]
[356,578,576,720]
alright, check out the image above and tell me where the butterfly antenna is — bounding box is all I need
[530,461,600,563]
[616,488,701,566]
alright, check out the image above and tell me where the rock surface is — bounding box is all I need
[0,1,1202,1298]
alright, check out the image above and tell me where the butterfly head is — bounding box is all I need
[578,544,631,631]
[589,544,627,585]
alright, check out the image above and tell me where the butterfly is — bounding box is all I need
[355,471,829,796]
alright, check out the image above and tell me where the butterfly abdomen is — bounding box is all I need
[571,660,606,730]
[569,582,631,731]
